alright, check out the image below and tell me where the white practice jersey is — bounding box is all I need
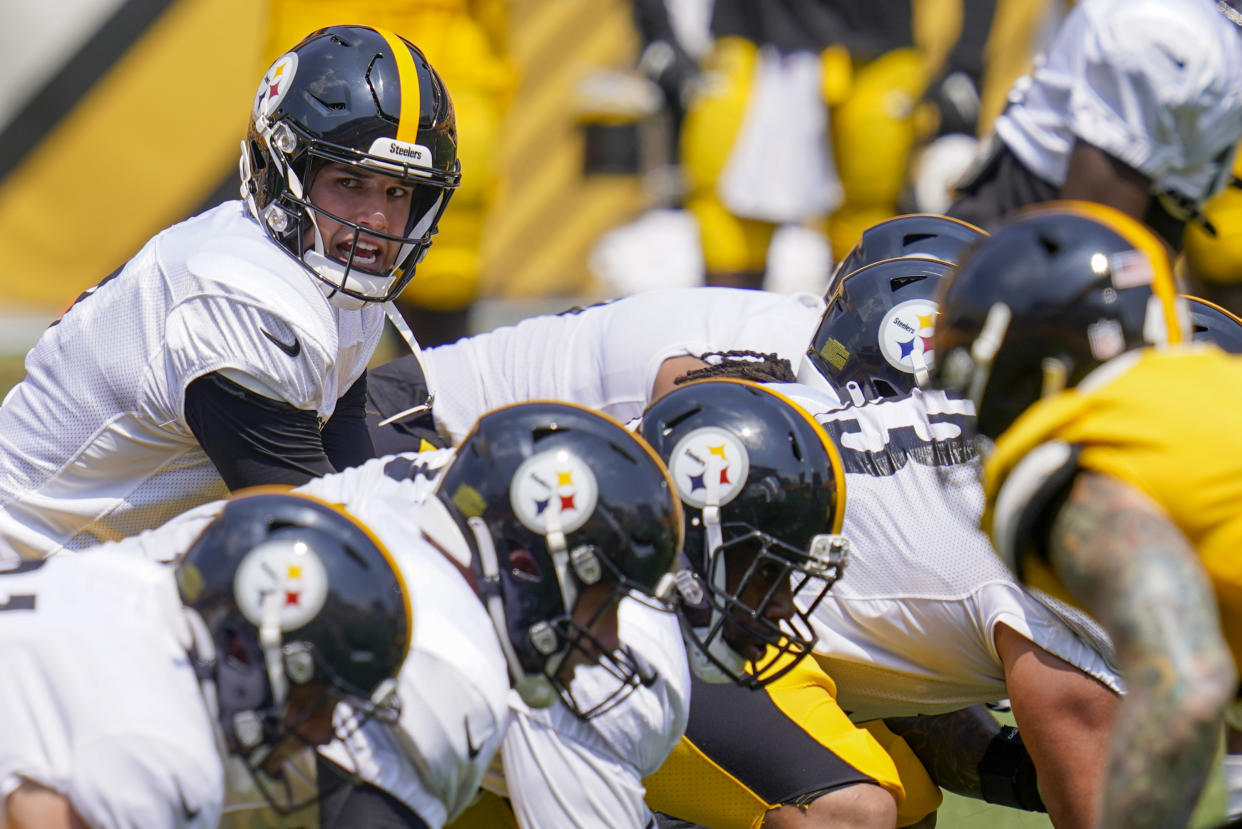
[0,201,384,562]
[426,287,832,443]
[0,552,222,829]
[776,383,1123,722]
[498,599,690,829]
[995,0,1242,204]
[298,471,511,829]
[301,453,689,828]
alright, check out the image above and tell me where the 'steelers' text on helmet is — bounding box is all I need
[809,256,955,401]
[640,379,849,688]
[175,489,410,813]
[929,201,1188,440]
[240,25,461,309]
[435,401,683,719]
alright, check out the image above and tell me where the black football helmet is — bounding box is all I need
[436,401,683,719]
[1186,295,1242,353]
[640,379,849,688]
[240,25,461,308]
[929,202,1189,440]
[176,490,410,812]
[808,256,955,400]
[828,213,987,295]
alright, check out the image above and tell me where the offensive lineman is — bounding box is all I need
[367,273,1122,826]
[0,491,411,829]
[71,402,684,829]
[0,25,460,562]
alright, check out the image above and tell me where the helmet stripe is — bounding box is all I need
[372,28,422,144]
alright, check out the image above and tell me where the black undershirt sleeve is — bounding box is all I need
[185,371,337,490]
[321,371,376,471]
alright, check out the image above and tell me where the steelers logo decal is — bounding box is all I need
[510,449,599,535]
[878,299,938,374]
[234,537,329,632]
[668,426,749,509]
[253,52,298,120]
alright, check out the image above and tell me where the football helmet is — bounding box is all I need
[640,379,849,688]
[929,202,1188,440]
[175,490,410,812]
[828,213,987,295]
[808,256,955,400]
[240,25,461,309]
[1186,295,1242,353]
[436,401,683,719]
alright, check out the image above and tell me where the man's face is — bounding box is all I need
[717,542,796,663]
[260,683,338,776]
[303,162,414,274]
[555,582,624,679]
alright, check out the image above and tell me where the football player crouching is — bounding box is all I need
[0,491,410,829]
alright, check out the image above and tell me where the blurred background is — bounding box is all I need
[0,0,1071,374]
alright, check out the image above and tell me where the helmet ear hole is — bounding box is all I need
[873,379,902,398]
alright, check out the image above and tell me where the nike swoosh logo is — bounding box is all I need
[261,328,301,357]
[464,716,485,760]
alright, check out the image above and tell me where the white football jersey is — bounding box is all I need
[0,551,222,829]
[300,455,687,828]
[499,599,690,829]
[995,0,1242,204]
[426,287,832,443]
[776,383,1123,722]
[0,201,384,562]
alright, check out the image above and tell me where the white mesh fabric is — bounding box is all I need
[0,202,383,561]
[780,384,1121,720]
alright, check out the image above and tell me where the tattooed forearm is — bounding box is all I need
[1048,471,1236,829]
[884,705,1000,798]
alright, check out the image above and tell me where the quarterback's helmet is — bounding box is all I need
[436,402,682,719]
[640,379,849,688]
[176,490,410,812]
[240,25,461,309]
[1187,295,1242,353]
[929,202,1188,440]
[828,213,987,295]
[808,256,954,399]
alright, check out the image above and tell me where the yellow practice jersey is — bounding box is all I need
[983,345,1242,669]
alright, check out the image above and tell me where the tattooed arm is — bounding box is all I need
[1048,470,1237,829]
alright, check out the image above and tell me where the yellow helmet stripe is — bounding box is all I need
[372,27,421,144]
[1031,200,1184,344]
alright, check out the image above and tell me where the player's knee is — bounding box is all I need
[762,782,897,829]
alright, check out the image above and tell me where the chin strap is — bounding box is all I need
[259,590,289,715]
[688,462,750,681]
[183,606,220,722]
[467,516,560,708]
[377,301,439,426]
